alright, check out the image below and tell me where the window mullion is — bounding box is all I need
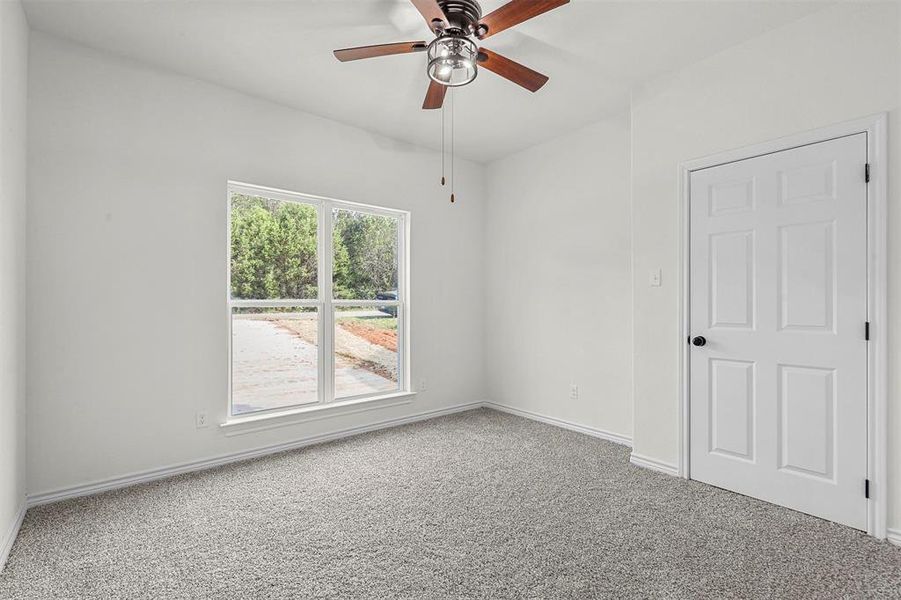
[230,299,320,308]
[321,203,335,403]
[399,214,410,392]
[315,201,326,405]
[332,299,400,307]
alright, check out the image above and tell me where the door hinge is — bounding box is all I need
[865,163,870,183]
[865,321,870,341]
[865,479,870,499]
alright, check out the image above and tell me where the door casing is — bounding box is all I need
[677,114,888,539]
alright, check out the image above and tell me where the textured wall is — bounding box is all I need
[26,33,487,495]
[484,115,633,440]
[629,3,900,530]
[0,0,28,570]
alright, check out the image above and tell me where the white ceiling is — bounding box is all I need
[23,0,828,162]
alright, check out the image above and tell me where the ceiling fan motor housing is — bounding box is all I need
[436,0,483,36]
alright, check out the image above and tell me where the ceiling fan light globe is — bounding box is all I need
[426,34,478,87]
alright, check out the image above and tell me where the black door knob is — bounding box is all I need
[691,336,707,347]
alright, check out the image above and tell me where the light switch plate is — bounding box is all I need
[650,268,662,287]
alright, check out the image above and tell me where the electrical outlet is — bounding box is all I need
[569,384,579,400]
[196,411,208,429]
[419,379,428,392]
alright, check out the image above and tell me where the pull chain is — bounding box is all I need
[450,87,455,203]
[440,98,446,186]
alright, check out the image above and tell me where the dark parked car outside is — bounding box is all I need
[376,291,397,317]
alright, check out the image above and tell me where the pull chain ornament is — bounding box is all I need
[450,87,455,203]
[439,86,457,203]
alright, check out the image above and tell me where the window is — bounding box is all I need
[228,183,408,418]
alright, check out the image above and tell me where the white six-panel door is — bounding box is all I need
[689,134,868,530]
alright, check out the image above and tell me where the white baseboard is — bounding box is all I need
[27,401,484,508]
[0,502,26,573]
[483,401,632,447]
[21,396,894,551]
[630,452,680,477]
[887,528,901,547]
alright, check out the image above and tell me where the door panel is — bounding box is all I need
[777,364,835,480]
[709,230,755,329]
[778,221,835,332]
[709,177,756,216]
[777,160,836,205]
[689,133,867,530]
[708,358,755,461]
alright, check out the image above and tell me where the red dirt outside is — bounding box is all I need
[339,321,397,352]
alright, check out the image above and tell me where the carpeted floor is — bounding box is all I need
[1,408,899,599]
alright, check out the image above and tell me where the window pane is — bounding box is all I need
[332,208,398,300]
[334,307,399,399]
[231,307,318,415]
[230,193,318,300]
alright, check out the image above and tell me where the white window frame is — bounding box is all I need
[225,181,411,424]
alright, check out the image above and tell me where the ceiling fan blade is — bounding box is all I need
[422,80,447,110]
[477,48,548,92]
[409,0,449,32]
[476,0,569,39]
[333,41,427,62]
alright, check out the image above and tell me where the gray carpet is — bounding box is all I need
[1,409,899,599]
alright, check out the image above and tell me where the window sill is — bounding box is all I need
[219,392,416,437]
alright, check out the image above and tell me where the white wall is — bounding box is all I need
[22,1,901,538]
[484,115,632,439]
[629,3,900,530]
[0,0,28,568]
[26,33,486,496]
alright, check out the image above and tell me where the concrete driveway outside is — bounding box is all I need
[231,314,396,415]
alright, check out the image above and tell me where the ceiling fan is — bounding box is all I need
[333,0,570,109]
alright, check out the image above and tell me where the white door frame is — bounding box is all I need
[677,114,888,539]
